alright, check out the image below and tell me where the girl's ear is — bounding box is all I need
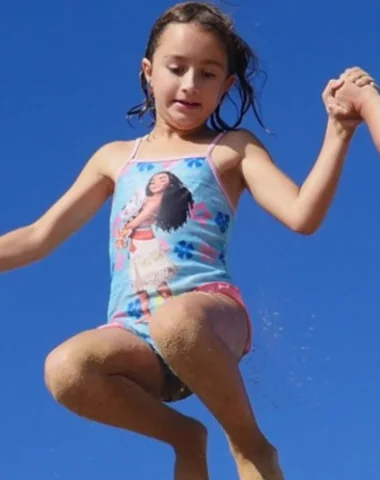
[141,58,153,85]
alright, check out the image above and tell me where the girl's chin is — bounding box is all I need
[165,114,206,132]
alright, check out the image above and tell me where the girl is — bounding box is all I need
[0,2,377,479]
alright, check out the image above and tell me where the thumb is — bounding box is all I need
[323,78,344,102]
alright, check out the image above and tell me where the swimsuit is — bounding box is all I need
[100,132,251,401]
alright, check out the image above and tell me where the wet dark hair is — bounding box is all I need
[127,1,265,131]
[145,171,194,231]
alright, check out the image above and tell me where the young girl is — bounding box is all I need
[0,2,378,479]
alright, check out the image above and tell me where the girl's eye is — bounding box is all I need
[168,66,217,79]
[168,66,184,75]
[203,71,216,79]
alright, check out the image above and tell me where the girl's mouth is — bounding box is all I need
[174,100,201,109]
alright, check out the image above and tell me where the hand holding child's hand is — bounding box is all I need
[323,67,377,137]
[335,67,379,117]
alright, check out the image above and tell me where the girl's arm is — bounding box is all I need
[238,80,357,235]
[239,124,351,235]
[0,142,118,272]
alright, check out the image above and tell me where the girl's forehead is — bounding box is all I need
[156,23,226,59]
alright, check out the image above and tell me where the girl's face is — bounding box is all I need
[142,22,234,132]
[149,173,170,193]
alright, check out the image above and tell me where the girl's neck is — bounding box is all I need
[148,120,212,141]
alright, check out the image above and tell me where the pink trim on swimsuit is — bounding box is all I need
[205,132,237,213]
[194,282,252,355]
[100,282,252,356]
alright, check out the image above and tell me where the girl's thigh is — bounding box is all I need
[150,291,250,361]
[45,327,166,398]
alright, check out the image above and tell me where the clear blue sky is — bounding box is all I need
[1,1,379,479]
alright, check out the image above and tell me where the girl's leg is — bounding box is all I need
[44,328,208,480]
[149,292,284,480]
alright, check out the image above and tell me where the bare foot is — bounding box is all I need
[232,443,284,480]
[173,420,209,480]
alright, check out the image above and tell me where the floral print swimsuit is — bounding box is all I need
[101,133,251,401]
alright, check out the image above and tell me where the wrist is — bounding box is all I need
[326,118,355,143]
[360,89,380,121]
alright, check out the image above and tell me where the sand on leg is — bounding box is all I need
[44,327,208,480]
[149,292,284,480]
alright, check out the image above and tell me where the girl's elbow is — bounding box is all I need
[289,219,319,236]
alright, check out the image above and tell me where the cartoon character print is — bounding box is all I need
[115,171,194,319]
[112,189,145,272]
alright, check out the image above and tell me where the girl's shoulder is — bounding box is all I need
[211,128,269,173]
[219,128,268,154]
[93,139,139,183]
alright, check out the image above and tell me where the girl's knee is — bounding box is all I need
[44,339,93,405]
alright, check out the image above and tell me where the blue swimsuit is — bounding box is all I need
[101,133,251,401]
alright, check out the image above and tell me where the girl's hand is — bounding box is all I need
[335,67,379,118]
[322,78,362,138]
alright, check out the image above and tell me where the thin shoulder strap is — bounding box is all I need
[129,137,144,160]
[206,131,226,157]
[115,137,144,179]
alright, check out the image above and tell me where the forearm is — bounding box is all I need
[294,121,353,233]
[0,225,44,272]
[361,94,380,152]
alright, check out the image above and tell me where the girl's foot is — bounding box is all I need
[232,443,284,480]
